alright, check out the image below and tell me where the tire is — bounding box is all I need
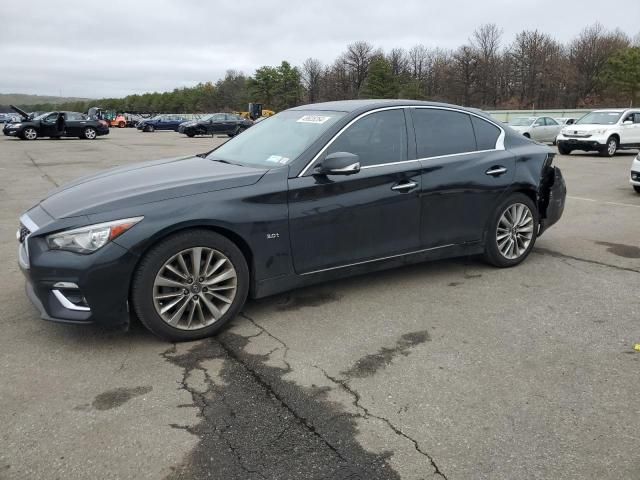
[634,186,640,194]
[118,121,125,128]
[599,136,618,157]
[22,127,38,140]
[132,229,249,341]
[557,143,572,155]
[146,125,155,133]
[483,193,539,268]
[186,132,195,138]
[83,127,97,140]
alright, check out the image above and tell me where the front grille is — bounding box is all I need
[18,223,30,243]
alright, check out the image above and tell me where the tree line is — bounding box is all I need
[10,23,640,115]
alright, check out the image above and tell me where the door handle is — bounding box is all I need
[485,166,507,176]
[391,181,418,192]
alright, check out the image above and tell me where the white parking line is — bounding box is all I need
[568,195,640,209]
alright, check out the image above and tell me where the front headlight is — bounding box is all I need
[11,123,22,128]
[560,128,568,135]
[593,129,606,135]
[46,217,143,254]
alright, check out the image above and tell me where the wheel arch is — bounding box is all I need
[128,222,256,297]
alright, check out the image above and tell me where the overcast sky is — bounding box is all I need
[1,0,639,98]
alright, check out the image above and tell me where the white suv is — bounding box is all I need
[556,109,640,157]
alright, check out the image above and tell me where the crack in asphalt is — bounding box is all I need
[216,337,349,464]
[534,247,640,274]
[240,312,292,372]
[161,343,267,479]
[315,366,448,480]
[24,151,59,187]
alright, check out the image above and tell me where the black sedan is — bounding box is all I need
[179,113,253,137]
[3,106,109,140]
[136,115,189,132]
[17,100,566,341]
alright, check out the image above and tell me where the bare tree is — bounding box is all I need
[471,23,503,107]
[342,41,375,96]
[387,48,408,76]
[301,58,323,103]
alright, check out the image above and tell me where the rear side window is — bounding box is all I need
[326,109,407,167]
[412,109,476,158]
[471,116,501,150]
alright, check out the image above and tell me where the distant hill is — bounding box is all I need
[0,93,91,106]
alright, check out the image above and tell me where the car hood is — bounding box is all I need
[562,124,613,133]
[39,155,268,219]
[10,104,30,120]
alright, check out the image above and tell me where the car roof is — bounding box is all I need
[290,99,480,113]
[591,108,631,113]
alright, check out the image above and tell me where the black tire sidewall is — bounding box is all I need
[132,229,249,341]
[557,143,572,155]
[484,193,539,268]
[600,137,617,157]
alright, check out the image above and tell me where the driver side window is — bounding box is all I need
[325,109,407,167]
[534,118,545,126]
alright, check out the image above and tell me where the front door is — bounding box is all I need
[620,112,640,146]
[39,112,60,137]
[288,108,422,274]
[409,108,516,248]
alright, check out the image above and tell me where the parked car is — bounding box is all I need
[508,116,562,143]
[179,113,253,137]
[631,153,640,193]
[556,109,640,157]
[554,118,577,126]
[0,112,14,123]
[3,106,109,140]
[16,100,566,341]
[137,114,189,132]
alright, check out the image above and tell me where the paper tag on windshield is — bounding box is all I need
[297,115,331,124]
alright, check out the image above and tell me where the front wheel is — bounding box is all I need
[145,125,155,132]
[599,137,618,157]
[634,185,640,194]
[82,127,97,140]
[186,132,195,138]
[483,193,538,268]
[557,143,572,155]
[132,230,249,341]
[22,127,38,140]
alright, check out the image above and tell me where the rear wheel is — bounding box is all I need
[600,137,618,157]
[132,230,249,341]
[118,121,125,128]
[483,193,538,268]
[557,143,572,155]
[634,185,640,194]
[82,127,97,140]
[22,127,38,140]
[186,132,195,138]
[145,125,155,132]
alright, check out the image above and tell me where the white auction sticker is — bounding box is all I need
[266,155,290,164]
[297,115,331,124]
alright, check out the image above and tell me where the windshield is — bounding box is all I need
[33,112,55,120]
[207,110,346,168]
[576,111,622,125]
[509,117,535,127]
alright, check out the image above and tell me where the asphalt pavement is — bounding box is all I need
[1,129,639,480]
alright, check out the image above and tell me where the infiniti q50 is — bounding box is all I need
[17,100,566,341]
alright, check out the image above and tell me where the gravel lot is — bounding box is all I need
[1,129,639,480]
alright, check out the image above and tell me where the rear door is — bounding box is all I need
[531,117,546,141]
[621,111,640,145]
[411,108,515,248]
[544,117,560,142]
[209,113,226,134]
[63,112,83,136]
[288,108,422,273]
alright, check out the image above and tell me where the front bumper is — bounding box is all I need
[4,128,19,136]
[18,209,138,327]
[556,133,607,150]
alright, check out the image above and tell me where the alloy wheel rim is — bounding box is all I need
[86,129,96,139]
[153,247,237,330]
[496,203,534,260]
[25,128,36,139]
[608,140,616,155]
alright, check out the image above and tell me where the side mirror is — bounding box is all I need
[623,120,633,125]
[315,152,360,176]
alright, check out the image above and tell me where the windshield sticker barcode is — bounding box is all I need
[297,115,331,124]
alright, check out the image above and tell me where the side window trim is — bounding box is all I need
[297,106,505,177]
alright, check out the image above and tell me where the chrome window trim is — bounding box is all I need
[298,105,506,177]
[300,243,455,275]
